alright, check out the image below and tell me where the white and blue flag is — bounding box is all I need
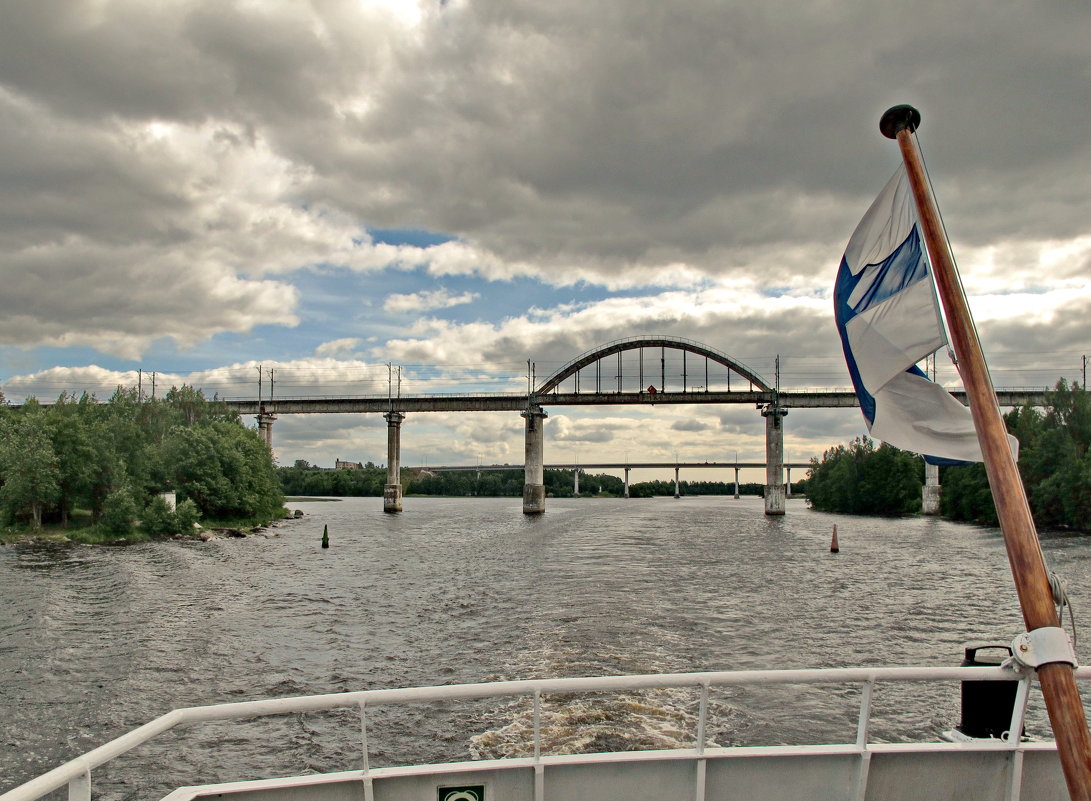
[834,166,1016,463]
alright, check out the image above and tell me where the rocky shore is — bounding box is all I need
[196,509,306,541]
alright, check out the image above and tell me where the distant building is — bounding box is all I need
[335,459,364,470]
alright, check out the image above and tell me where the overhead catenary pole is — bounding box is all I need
[881,104,1091,800]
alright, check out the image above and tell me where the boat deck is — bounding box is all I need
[3,665,1085,801]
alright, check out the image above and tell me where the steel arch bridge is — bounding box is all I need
[535,335,773,396]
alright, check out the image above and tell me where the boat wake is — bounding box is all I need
[470,687,732,759]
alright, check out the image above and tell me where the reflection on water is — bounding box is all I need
[2,496,1088,799]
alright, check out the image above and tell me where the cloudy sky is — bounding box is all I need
[1,0,1089,478]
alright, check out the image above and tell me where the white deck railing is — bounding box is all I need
[4,665,1089,801]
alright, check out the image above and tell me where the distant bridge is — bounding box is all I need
[417,460,815,500]
[423,462,814,471]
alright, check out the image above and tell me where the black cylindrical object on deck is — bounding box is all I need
[959,642,1017,739]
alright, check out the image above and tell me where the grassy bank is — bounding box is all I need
[0,507,292,546]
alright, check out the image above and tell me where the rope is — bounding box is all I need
[912,128,984,383]
[1050,571,1078,651]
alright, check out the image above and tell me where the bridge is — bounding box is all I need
[225,388,1043,415]
[231,336,1049,518]
[17,336,1048,518]
[422,461,814,500]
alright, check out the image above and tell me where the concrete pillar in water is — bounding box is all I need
[573,466,580,496]
[786,467,792,498]
[922,461,941,515]
[383,411,405,513]
[522,407,547,515]
[762,404,788,515]
[674,466,681,498]
[734,466,740,499]
[623,467,630,499]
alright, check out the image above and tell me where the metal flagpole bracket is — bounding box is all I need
[1009,627,1078,672]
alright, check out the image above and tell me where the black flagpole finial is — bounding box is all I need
[880,105,922,139]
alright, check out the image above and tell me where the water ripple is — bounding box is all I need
[2,497,1088,800]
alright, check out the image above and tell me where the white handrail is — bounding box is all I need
[5,665,1088,801]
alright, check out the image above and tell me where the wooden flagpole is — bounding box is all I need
[880,104,1091,800]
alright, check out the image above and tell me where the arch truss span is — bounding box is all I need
[536,335,773,396]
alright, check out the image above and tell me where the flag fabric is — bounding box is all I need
[834,166,1017,463]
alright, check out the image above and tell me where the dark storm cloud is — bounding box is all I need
[0,0,1088,368]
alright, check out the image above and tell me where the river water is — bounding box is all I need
[3,496,1090,800]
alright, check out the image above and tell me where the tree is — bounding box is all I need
[0,386,282,537]
[0,413,60,527]
[806,437,923,515]
[100,486,139,534]
[140,496,202,538]
[942,380,1091,531]
[160,421,283,521]
[46,393,99,526]
[939,463,997,526]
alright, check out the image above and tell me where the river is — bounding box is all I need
[2,496,1089,800]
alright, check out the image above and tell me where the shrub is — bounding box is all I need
[174,498,201,533]
[100,487,138,534]
[140,496,176,538]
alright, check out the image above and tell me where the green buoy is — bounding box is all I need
[321,524,329,549]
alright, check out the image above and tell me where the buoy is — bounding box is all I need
[321,524,329,549]
[830,524,839,553]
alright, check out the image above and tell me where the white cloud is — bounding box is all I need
[0,0,1089,469]
[1,358,394,404]
[381,278,833,378]
[383,287,480,313]
[315,338,363,357]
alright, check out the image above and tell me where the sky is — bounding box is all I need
[1,0,1089,481]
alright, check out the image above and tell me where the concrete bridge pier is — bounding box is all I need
[786,467,792,497]
[762,404,788,515]
[623,467,630,498]
[256,410,277,451]
[922,462,941,515]
[383,411,405,513]
[734,466,740,499]
[573,467,580,496]
[674,466,681,498]
[522,407,548,515]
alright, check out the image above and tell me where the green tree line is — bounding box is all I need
[805,380,1091,531]
[279,465,628,497]
[626,479,806,497]
[0,386,284,542]
[804,437,924,516]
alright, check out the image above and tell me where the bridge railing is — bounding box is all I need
[3,665,1082,801]
[217,391,531,402]
[211,385,1060,402]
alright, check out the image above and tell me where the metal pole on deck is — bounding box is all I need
[881,104,1091,801]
